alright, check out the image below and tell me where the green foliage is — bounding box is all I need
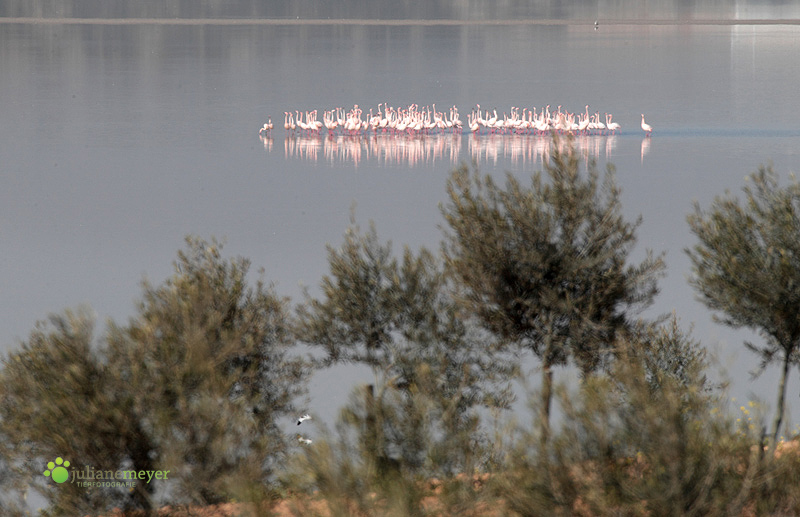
[440,140,665,452]
[297,220,515,480]
[687,165,800,444]
[297,219,433,368]
[0,237,310,515]
[441,141,664,373]
[495,317,774,517]
[687,165,800,342]
[287,314,800,516]
[629,313,710,395]
[284,378,503,517]
[106,236,309,505]
[0,307,156,514]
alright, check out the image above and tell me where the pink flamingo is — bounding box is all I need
[641,114,653,136]
[606,113,621,134]
[259,117,273,135]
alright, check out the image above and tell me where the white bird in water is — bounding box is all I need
[274,102,641,138]
[605,113,621,134]
[297,435,312,445]
[297,414,311,425]
[641,114,653,136]
[259,118,273,136]
[594,20,599,31]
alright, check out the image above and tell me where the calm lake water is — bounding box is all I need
[2,18,800,428]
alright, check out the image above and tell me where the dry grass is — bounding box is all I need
[93,473,507,517]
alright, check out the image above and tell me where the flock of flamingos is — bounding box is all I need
[259,103,654,137]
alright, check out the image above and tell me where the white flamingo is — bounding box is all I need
[641,114,653,136]
[259,118,273,135]
[276,103,642,138]
[593,112,606,133]
[606,113,621,134]
[468,113,480,133]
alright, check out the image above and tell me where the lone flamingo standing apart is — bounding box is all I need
[259,117,273,136]
[641,114,653,136]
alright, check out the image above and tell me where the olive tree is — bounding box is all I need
[687,165,800,446]
[440,140,665,448]
[0,237,310,515]
[296,220,514,480]
[106,236,309,504]
[0,307,158,515]
[498,316,759,517]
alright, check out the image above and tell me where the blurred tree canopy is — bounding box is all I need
[498,315,767,517]
[687,165,800,447]
[0,237,309,514]
[440,142,665,448]
[0,307,154,514]
[296,220,516,480]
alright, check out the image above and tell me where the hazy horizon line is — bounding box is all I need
[2,16,800,26]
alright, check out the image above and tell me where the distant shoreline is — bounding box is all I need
[1,17,800,26]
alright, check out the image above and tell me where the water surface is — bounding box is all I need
[2,19,800,426]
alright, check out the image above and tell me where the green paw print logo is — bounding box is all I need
[43,457,70,484]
